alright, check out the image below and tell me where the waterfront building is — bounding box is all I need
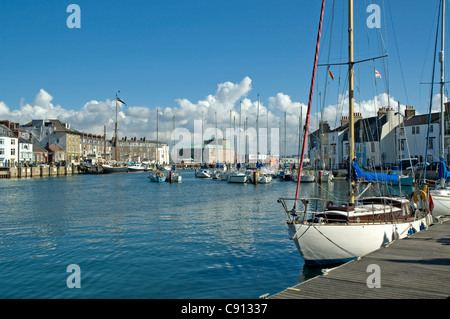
[311,108,403,169]
[0,124,19,166]
[396,103,450,165]
[46,144,65,163]
[116,136,169,165]
[32,143,49,164]
[18,137,33,163]
[309,120,332,169]
[20,119,81,164]
[80,132,112,162]
[176,138,235,164]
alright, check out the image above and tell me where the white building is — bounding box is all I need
[397,112,442,164]
[0,124,19,166]
[18,137,33,163]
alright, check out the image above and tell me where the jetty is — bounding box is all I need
[269,219,450,299]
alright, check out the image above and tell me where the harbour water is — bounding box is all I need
[0,170,409,299]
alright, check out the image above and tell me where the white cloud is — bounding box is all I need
[1,78,437,156]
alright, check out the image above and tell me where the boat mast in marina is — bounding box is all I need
[278,0,433,267]
[115,90,126,162]
[348,0,355,205]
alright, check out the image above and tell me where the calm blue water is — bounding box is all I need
[0,171,404,299]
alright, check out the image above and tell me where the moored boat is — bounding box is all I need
[102,164,128,173]
[127,163,145,172]
[195,169,211,178]
[149,170,166,182]
[228,171,247,183]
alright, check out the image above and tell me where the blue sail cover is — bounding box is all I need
[352,161,399,182]
[438,158,450,181]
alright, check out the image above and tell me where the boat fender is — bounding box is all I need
[408,226,417,236]
[326,201,333,208]
[419,190,427,202]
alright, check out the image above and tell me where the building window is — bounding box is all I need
[416,126,420,134]
[412,127,415,134]
[11,149,15,156]
[371,142,375,152]
[430,124,434,133]
[428,138,433,150]
[0,138,3,145]
[11,139,15,145]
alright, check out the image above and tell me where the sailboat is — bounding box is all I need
[278,0,433,267]
[427,1,450,218]
[102,91,128,173]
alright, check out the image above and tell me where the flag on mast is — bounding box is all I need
[116,96,126,105]
[375,69,382,78]
[328,69,334,80]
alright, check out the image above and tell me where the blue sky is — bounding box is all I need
[0,0,446,151]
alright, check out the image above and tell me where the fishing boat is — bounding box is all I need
[427,0,450,218]
[278,0,433,267]
[149,170,166,182]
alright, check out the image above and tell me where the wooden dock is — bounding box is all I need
[270,219,450,299]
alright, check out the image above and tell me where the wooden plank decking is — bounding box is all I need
[270,219,450,299]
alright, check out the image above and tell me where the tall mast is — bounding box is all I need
[215,111,218,164]
[115,90,119,162]
[257,93,260,163]
[156,108,159,166]
[348,0,356,205]
[440,0,446,164]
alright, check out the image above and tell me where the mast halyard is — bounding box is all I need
[348,0,356,205]
[440,0,446,179]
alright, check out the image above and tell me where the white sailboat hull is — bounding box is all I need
[301,174,315,182]
[321,171,334,182]
[288,215,432,266]
[195,170,211,178]
[258,175,272,184]
[228,173,247,183]
[430,189,450,217]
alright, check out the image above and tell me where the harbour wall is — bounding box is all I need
[1,164,79,178]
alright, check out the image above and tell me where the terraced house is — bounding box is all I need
[0,124,18,166]
[20,119,81,164]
